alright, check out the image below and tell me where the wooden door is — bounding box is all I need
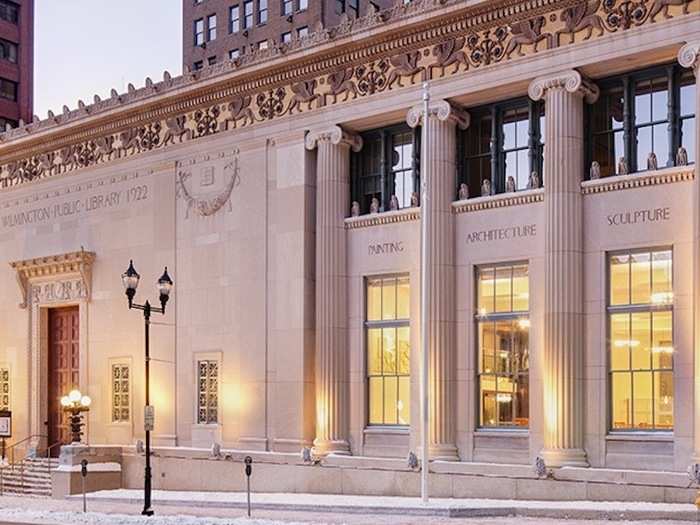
[48,307,79,448]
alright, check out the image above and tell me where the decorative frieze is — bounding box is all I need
[0,0,696,189]
[344,208,420,230]
[452,188,544,213]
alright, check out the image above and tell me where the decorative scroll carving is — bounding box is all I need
[10,249,96,308]
[177,153,241,218]
[305,125,363,152]
[406,100,470,129]
[528,69,600,103]
[678,41,700,74]
[0,0,697,189]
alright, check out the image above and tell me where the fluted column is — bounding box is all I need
[407,100,469,461]
[679,42,700,462]
[529,70,599,467]
[305,125,362,456]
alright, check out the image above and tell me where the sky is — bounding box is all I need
[34,0,182,117]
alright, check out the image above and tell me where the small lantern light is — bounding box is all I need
[60,396,71,407]
[157,267,174,312]
[81,395,92,407]
[69,389,82,403]
[122,260,141,307]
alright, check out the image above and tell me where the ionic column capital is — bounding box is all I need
[305,125,362,152]
[528,69,599,104]
[406,99,470,130]
[679,42,700,76]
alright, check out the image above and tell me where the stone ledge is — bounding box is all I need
[344,208,419,229]
[581,165,695,194]
[452,188,544,214]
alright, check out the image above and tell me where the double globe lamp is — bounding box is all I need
[60,389,92,444]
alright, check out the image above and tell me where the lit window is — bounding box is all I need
[197,360,219,424]
[258,40,268,50]
[298,0,308,10]
[0,368,9,411]
[476,264,529,428]
[243,1,253,28]
[296,26,308,39]
[111,364,130,423]
[608,249,673,431]
[194,18,205,46]
[281,31,292,44]
[282,0,293,15]
[230,5,240,33]
[258,0,268,24]
[366,276,410,426]
[207,14,217,41]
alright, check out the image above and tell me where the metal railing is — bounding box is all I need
[0,435,62,496]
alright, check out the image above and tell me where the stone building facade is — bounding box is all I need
[1,0,700,501]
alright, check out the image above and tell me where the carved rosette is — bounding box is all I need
[528,69,600,104]
[406,99,470,129]
[305,125,363,152]
[679,41,700,75]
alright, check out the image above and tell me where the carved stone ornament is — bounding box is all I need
[590,161,601,180]
[406,99,470,129]
[677,146,689,166]
[9,249,95,309]
[647,151,658,171]
[678,41,700,75]
[458,182,469,200]
[177,153,241,218]
[528,69,599,103]
[527,171,541,189]
[370,197,380,214]
[389,194,400,211]
[481,178,492,197]
[410,191,419,207]
[505,175,516,193]
[617,156,629,175]
[305,125,362,152]
[350,201,360,217]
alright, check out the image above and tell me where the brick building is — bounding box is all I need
[0,0,31,129]
[183,0,393,70]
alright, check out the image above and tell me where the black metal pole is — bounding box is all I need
[142,301,153,517]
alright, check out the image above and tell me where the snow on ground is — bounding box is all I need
[0,507,319,525]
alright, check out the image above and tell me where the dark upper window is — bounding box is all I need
[243,1,253,28]
[193,60,204,71]
[230,5,240,33]
[194,18,205,46]
[0,78,17,101]
[0,1,18,25]
[207,14,217,41]
[336,0,345,14]
[229,49,240,60]
[282,0,293,15]
[296,26,308,39]
[586,64,696,178]
[258,0,268,24]
[281,31,292,44]
[299,0,308,10]
[348,0,358,16]
[0,117,17,130]
[351,124,419,215]
[0,38,17,63]
[460,99,544,198]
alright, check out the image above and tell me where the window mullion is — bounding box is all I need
[490,106,499,194]
[623,76,634,172]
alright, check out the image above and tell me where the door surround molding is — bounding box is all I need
[9,250,95,444]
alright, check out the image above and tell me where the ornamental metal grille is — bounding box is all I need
[111,364,130,423]
[197,360,219,424]
[0,368,9,411]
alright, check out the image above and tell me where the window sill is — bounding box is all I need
[364,426,409,436]
[452,188,544,214]
[581,164,694,195]
[474,429,529,438]
[606,431,673,442]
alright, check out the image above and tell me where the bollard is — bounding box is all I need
[244,456,253,517]
[80,459,88,513]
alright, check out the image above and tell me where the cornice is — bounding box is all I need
[0,0,697,190]
[452,188,544,213]
[344,207,420,229]
[581,165,695,194]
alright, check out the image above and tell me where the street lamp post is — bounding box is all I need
[121,260,173,517]
[60,390,91,444]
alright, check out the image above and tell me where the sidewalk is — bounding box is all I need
[70,489,700,522]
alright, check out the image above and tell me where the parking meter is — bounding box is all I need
[80,459,88,512]
[244,456,253,517]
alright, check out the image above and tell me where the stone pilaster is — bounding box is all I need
[529,70,598,468]
[305,125,362,456]
[678,42,700,463]
[407,100,469,461]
